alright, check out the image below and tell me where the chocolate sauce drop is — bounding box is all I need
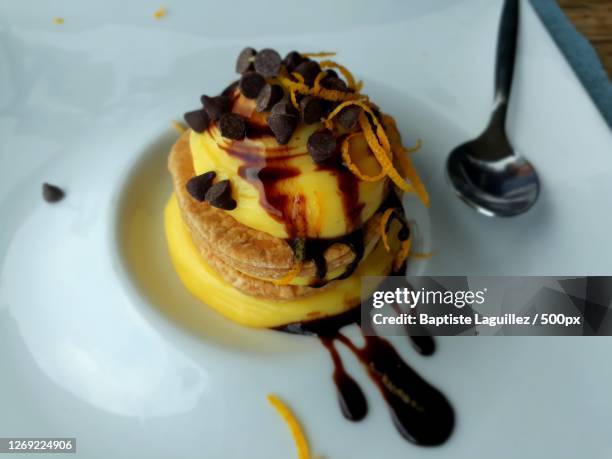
[408,334,436,357]
[389,302,436,356]
[320,337,367,422]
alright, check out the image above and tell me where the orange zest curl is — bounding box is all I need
[358,111,415,193]
[319,60,359,90]
[267,395,311,459]
[301,51,336,58]
[394,236,412,271]
[404,138,423,154]
[291,72,305,84]
[341,133,387,182]
[273,262,304,286]
[278,76,360,103]
[393,145,429,207]
[289,72,305,108]
[290,89,300,109]
[379,208,396,252]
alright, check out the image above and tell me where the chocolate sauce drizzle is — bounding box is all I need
[289,229,365,288]
[277,287,454,447]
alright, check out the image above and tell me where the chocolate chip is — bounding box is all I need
[336,105,361,129]
[294,60,320,86]
[322,100,338,116]
[324,69,338,79]
[219,113,246,140]
[201,95,232,121]
[238,71,266,99]
[256,84,284,112]
[254,48,282,77]
[184,109,210,133]
[236,47,256,74]
[321,76,348,92]
[42,183,65,203]
[221,80,239,97]
[268,113,297,145]
[271,100,299,118]
[186,171,216,202]
[205,180,237,210]
[282,51,304,72]
[299,96,326,124]
[307,130,337,164]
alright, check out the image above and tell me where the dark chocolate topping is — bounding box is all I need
[219,113,246,140]
[254,48,282,77]
[205,180,237,210]
[201,95,232,121]
[300,96,326,125]
[184,109,210,133]
[256,84,285,112]
[282,51,305,72]
[42,183,65,203]
[186,171,216,202]
[294,60,321,86]
[268,113,297,145]
[235,47,256,74]
[307,130,337,164]
[239,71,266,99]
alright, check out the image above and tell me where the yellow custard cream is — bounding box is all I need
[190,94,388,239]
[165,195,396,327]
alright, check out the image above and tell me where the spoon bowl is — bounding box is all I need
[446,139,540,217]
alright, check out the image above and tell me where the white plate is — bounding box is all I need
[1,1,612,458]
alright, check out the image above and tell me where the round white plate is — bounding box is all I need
[1,1,612,458]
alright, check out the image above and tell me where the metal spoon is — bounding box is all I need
[446,0,539,217]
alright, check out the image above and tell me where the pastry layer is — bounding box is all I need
[165,194,396,327]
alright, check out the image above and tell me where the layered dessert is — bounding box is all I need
[165,48,428,328]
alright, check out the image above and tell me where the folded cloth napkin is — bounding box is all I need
[530,0,612,127]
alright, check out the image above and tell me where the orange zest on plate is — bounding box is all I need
[267,394,311,459]
[153,7,167,19]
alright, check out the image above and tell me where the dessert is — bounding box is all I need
[165,48,454,447]
[166,48,428,328]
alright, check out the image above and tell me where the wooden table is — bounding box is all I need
[558,0,612,77]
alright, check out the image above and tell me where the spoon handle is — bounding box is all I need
[494,0,519,109]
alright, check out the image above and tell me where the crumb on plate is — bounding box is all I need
[153,7,167,19]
